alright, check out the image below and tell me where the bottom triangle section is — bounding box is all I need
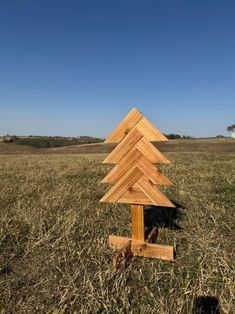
[117,186,155,205]
[117,182,175,208]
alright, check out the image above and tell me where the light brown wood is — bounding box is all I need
[112,240,132,268]
[101,166,175,206]
[103,128,143,164]
[101,147,143,183]
[108,235,174,261]
[101,108,176,263]
[131,240,174,261]
[136,137,170,164]
[131,205,145,241]
[135,117,168,142]
[105,108,143,143]
[118,187,155,205]
[136,176,175,207]
[137,157,173,185]
[102,152,173,186]
[109,235,131,249]
[100,167,142,203]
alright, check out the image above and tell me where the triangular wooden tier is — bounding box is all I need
[101,107,174,208]
[103,128,170,164]
[102,153,172,186]
[105,107,167,143]
[100,166,175,207]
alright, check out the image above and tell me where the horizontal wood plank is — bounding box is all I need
[131,241,174,261]
[108,236,174,261]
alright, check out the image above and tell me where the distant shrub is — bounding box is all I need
[164,134,192,140]
[12,136,103,148]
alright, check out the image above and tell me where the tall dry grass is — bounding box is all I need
[0,150,234,313]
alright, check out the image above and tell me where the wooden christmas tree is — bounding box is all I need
[100,108,175,265]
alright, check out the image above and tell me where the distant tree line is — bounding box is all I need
[164,134,192,139]
[2,135,103,148]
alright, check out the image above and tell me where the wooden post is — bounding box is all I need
[131,204,145,241]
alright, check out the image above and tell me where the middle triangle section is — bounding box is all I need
[103,128,170,164]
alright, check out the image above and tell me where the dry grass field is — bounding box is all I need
[0,139,234,313]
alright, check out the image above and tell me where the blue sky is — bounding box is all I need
[0,0,234,137]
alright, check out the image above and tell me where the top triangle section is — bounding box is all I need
[105,107,167,143]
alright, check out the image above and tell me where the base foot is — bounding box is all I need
[109,235,174,263]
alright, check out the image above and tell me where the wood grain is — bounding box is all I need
[136,176,175,207]
[108,235,174,261]
[131,205,145,241]
[136,137,170,164]
[131,241,174,261]
[100,167,142,203]
[117,186,155,205]
[102,152,173,185]
[135,117,168,142]
[103,128,143,164]
[101,147,142,183]
[105,108,143,143]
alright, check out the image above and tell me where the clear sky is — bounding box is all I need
[0,0,234,138]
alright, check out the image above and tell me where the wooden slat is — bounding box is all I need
[109,235,131,249]
[136,137,170,164]
[117,186,154,205]
[137,156,173,185]
[100,167,142,203]
[101,147,142,183]
[108,235,174,261]
[131,205,145,241]
[103,128,143,164]
[136,176,175,207]
[135,117,168,142]
[102,151,173,185]
[131,241,174,261]
[105,108,143,143]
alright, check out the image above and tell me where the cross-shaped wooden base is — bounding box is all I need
[110,205,174,267]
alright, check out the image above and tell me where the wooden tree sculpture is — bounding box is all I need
[100,108,175,266]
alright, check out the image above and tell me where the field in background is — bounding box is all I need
[0,140,234,313]
[0,137,235,155]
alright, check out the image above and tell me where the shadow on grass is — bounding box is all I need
[144,200,184,234]
[193,296,220,314]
